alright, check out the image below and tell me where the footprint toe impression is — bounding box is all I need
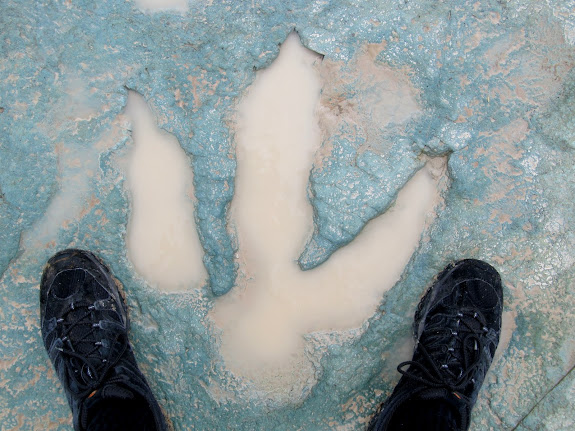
[125,33,447,402]
[125,91,208,291]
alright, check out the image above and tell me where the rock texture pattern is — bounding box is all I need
[1,0,575,429]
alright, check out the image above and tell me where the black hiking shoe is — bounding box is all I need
[40,249,168,431]
[368,259,503,431]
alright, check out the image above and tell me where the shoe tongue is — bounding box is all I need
[95,383,136,400]
[418,387,464,408]
[81,383,137,429]
[416,388,467,430]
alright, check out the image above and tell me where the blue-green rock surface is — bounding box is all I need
[1,0,575,429]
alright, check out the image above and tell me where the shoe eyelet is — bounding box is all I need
[92,323,100,328]
[441,364,449,369]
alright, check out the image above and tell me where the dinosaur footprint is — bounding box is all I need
[211,33,446,395]
[125,33,447,399]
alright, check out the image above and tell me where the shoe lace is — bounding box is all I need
[55,299,128,396]
[397,308,490,396]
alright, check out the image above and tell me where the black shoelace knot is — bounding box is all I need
[397,308,490,397]
[55,299,128,396]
